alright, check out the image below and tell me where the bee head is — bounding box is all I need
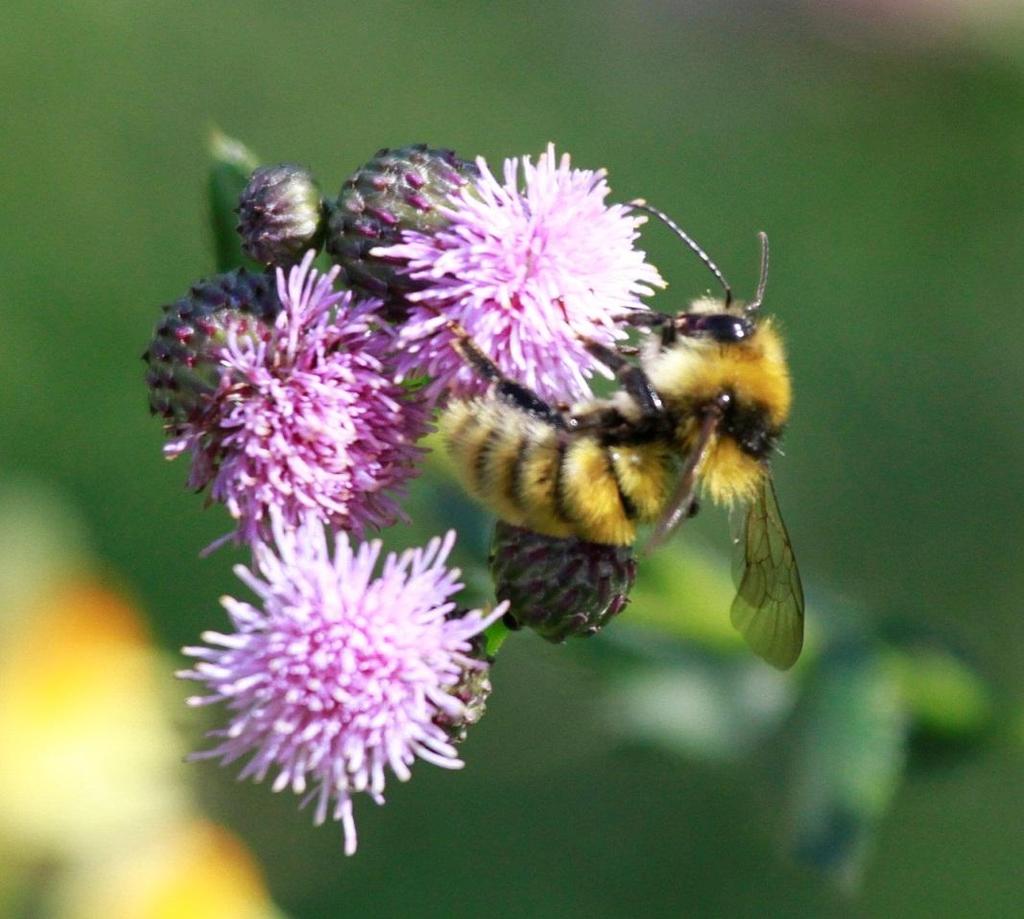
[628,205,789,504]
[671,295,755,343]
[644,315,792,504]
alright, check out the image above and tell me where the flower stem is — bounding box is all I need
[484,618,512,657]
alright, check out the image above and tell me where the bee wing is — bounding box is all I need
[729,475,804,670]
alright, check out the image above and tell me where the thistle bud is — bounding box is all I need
[143,269,279,428]
[236,164,325,267]
[325,144,478,311]
[433,630,493,744]
[490,522,637,643]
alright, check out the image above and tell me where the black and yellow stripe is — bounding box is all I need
[442,400,673,546]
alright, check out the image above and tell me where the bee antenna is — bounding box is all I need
[629,199,732,307]
[746,232,770,314]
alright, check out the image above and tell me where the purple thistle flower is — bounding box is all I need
[374,144,665,402]
[179,516,506,855]
[164,252,429,546]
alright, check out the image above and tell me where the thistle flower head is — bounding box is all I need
[375,144,665,402]
[236,163,325,267]
[179,517,505,855]
[143,268,279,426]
[490,521,636,642]
[325,144,479,308]
[165,252,429,546]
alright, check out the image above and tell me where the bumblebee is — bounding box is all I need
[441,203,804,668]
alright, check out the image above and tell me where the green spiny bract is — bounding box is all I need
[236,164,326,267]
[143,269,279,430]
[325,144,478,314]
[489,521,637,643]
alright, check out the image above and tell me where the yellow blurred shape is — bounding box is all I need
[0,481,90,628]
[55,818,283,919]
[0,580,188,859]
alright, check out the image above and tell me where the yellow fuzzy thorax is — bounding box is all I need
[646,316,792,506]
[696,435,764,505]
[645,317,791,425]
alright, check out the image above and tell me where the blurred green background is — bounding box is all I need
[2,1,1023,916]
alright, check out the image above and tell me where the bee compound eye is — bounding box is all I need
[680,313,753,343]
[705,314,753,342]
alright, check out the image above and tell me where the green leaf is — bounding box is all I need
[207,127,260,272]
[600,629,797,761]
[886,645,993,743]
[627,541,744,653]
[788,641,907,890]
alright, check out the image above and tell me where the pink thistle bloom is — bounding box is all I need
[165,252,429,546]
[374,144,665,402]
[179,516,506,855]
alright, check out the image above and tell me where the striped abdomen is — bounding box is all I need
[441,400,672,546]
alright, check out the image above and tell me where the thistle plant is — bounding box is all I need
[179,517,503,855]
[375,143,665,401]
[150,253,429,547]
[145,139,668,851]
[142,136,993,875]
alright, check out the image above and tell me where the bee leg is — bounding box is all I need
[581,338,664,417]
[564,404,630,434]
[494,380,569,429]
[447,320,568,429]
[445,320,504,383]
[617,310,673,337]
[612,310,678,349]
